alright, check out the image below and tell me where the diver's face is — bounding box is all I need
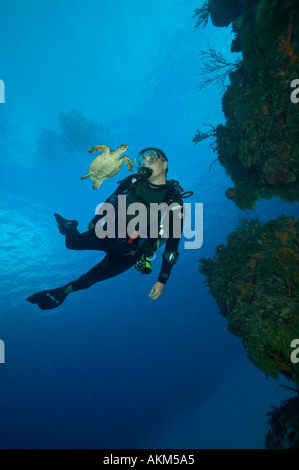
[143,157,167,180]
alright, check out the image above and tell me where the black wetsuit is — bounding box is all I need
[67,175,184,292]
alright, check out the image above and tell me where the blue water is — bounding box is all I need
[0,0,298,449]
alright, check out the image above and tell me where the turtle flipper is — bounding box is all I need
[121,156,133,172]
[92,179,104,190]
[80,173,92,180]
[88,145,110,154]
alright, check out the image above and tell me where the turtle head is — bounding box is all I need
[118,144,128,153]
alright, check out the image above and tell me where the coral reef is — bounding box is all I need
[199,216,299,388]
[194,0,299,208]
[208,0,242,27]
[265,396,299,449]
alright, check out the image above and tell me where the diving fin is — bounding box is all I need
[26,284,70,310]
[54,213,78,235]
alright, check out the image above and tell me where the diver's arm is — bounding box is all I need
[157,242,179,285]
[90,175,136,227]
[90,191,119,226]
[157,200,184,285]
[148,239,180,300]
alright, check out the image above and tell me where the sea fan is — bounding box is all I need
[197,44,240,90]
[193,2,210,31]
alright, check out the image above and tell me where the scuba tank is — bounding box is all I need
[135,254,152,274]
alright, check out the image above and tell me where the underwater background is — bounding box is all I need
[0,0,298,449]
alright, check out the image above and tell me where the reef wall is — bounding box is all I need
[198,215,299,447]
[265,396,299,449]
[195,0,299,209]
[194,0,299,448]
[199,216,299,387]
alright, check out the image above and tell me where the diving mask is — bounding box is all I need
[134,150,162,169]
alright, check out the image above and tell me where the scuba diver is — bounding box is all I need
[27,148,189,310]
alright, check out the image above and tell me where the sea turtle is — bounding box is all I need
[80,144,133,190]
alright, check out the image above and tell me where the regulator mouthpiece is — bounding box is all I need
[138,167,153,179]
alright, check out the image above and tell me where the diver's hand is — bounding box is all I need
[88,221,95,230]
[148,281,165,300]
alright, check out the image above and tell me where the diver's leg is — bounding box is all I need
[64,226,109,251]
[54,213,108,251]
[70,250,138,292]
[54,213,78,234]
[27,248,139,309]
